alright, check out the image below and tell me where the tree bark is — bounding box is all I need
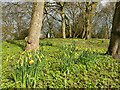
[81,2,97,39]
[25,1,44,51]
[66,16,72,38]
[106,1,120,59]
[60,2,66,39]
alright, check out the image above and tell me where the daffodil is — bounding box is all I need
[29,60,34,65]
[21,51,25,55]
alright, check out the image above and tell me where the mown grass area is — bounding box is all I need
[1,38,120,88]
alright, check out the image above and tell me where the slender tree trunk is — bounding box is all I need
[25,1,44,51]
[85,14,91,39]
[88,2,97,39]
[65,15,72,38]
[60,2,66,39]
[84,2,90,39]
[81,25,86,39]
[61,8,66,38]
[68,19,72,38]
[106,1,120,59]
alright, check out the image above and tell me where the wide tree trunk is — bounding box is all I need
[25,1,44,51]
[106,1,120,59]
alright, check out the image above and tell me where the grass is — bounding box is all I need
[1,38,120,88]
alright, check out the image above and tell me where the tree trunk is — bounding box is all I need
[81,25,86,39]
[68,18,72,38]
[62,12,66,38]
[85,14,91,39]
[84,2,90,39]
[60,2,66,39]
[83,2,97,39]
[25,1,44,51]
[106,1,120,59]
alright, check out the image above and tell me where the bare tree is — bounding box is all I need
[2,2,32,40]
[44,1,66,38]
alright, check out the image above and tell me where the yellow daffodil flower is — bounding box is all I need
[29,60,34,65]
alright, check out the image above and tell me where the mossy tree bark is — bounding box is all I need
[106,1,120,59]
[25,1,44,51]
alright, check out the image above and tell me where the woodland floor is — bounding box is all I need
[1,38,120,88]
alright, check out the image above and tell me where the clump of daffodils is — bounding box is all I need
[29,60,34,65]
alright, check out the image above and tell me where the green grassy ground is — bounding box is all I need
[1,39,119,88]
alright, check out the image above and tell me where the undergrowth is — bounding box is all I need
[1,39,119,88]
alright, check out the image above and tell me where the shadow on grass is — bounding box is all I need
[6,40,24,50]
[100,53,106,55]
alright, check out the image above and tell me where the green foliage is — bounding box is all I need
[10,50,45,88]
[2,39,119,88]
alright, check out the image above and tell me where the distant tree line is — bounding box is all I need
[2,1,115,40]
